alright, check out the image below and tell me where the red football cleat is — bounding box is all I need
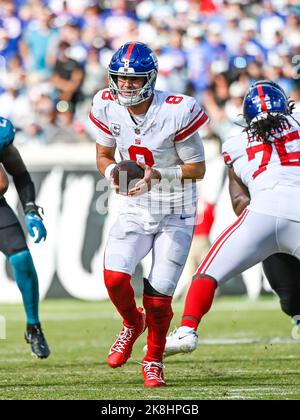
[142,360,166,387]
[107,308,146,368]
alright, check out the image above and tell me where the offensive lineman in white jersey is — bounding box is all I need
[160,80,300,357]
[89,42,208,387]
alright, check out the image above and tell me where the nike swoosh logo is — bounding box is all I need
[178,335,190,340]
[190,104,195,113]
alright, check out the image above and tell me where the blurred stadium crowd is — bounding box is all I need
[0,0,299,144]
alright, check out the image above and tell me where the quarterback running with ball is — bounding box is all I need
[89,42,208,387]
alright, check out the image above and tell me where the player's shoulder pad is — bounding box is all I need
[89,89,114,135]
[90,89,114,117]
[161,92,209,143]
[161,91,199,114]
[0,117,15,148]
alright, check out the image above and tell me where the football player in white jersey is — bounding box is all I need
[89,42,208,387]
[160,80,300,356]
[229,167,300,326]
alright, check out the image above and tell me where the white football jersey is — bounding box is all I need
[90,89,208,219]
[222,113,300,221]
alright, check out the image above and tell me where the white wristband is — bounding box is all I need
[104,163,116,180]
[156,166,182,182]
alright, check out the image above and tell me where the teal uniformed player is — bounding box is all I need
[0,116,50,358]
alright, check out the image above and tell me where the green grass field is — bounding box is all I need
[0,297,300,400]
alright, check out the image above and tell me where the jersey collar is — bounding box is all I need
[122,91,160,135]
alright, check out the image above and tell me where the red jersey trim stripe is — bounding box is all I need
[176,110,203,135]
[175,112,209,142]
[89,112,112,135]
[196,209,249,274]
[222,152,233,166]
[257,85,268,113]
[125,43,136,61]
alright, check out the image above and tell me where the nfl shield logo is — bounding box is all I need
[111,123,121,136]
[135,138,141,145]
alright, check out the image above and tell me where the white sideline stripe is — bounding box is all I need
[199,337,300,345]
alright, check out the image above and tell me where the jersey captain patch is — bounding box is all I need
[111,123,121,137]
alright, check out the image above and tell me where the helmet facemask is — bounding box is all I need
[108,69,157,107]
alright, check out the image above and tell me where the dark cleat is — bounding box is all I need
[25,323,50,359]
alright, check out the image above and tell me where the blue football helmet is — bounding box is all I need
[108,42,158,107]
[243,80,289,124]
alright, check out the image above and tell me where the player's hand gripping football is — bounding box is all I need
[128,162,161,196]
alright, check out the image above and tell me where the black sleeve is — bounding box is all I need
[13,171,37,213]
[1,144,38,214]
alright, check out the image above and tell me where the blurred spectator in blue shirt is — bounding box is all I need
[259,0,285,49]
[0,1,22,60]
[100,0,137,46]
[158,30,188,93]
[187,26,212,91]
[20,7,58,80]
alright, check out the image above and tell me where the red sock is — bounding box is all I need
[181,276,217,330]
[104,269,139,327]
[143,294,173,362]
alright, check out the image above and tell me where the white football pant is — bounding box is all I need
[197,209,300,283]
[104,214,195,296]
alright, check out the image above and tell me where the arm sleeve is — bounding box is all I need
[175,132,205,163]
[174,99,209,144]
[13,171,36,213]
[1,144,37,212]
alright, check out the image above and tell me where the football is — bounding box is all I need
[112,160,145,194]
